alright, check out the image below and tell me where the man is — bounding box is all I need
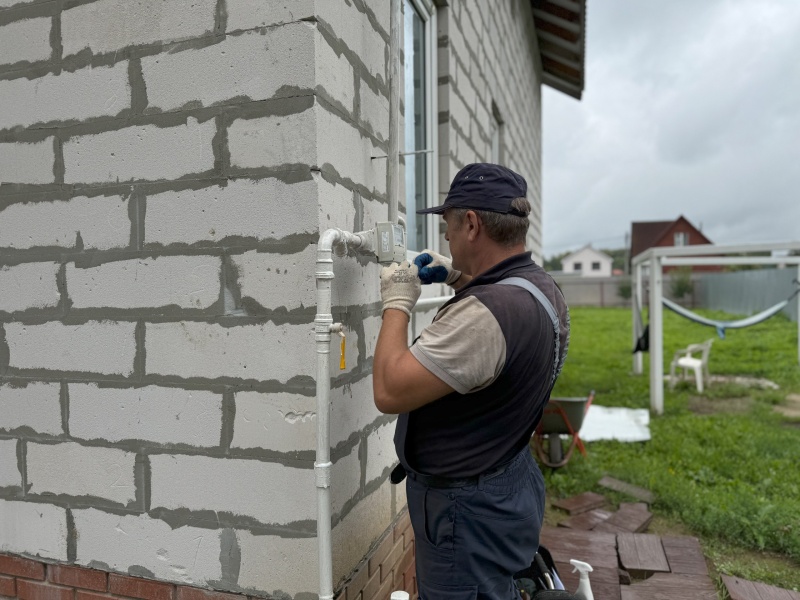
[373,163,570,600]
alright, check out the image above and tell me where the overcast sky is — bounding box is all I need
[541,0,800,258]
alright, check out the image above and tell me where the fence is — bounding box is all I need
[554,269,798,323]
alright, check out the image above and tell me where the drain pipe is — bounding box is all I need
[315,228,373,600]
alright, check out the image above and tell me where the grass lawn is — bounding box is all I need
[542,306,800,591]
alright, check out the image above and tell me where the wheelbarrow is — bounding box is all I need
[531,391,595,468]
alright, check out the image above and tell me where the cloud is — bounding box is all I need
[542,0,800,256]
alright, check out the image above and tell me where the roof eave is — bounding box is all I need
[532,0,587,100]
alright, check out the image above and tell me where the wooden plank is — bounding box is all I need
[559,508,612,530]
[593,503,652,533]
[620,573,717,600]
[598,475,655,503]
[662,536,708,575]
[551,492,606,515]
[616,533,669,577]
[540,525,618,569]
[723,575,800,600]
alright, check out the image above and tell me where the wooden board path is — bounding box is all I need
[598,475,655,503]
[616,533,670,578]
[551,491,606,515]
[593,503,652,534]
[722,575,800,600]
[662,536,708,575]
[620,573,717,600]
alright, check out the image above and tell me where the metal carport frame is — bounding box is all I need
[631,241,800,415]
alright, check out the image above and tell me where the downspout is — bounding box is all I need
[315,228,372,600]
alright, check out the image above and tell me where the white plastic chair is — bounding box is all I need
[669,339,714,392]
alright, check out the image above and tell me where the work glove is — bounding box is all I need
[413,249,462,286]
[380,260,421,317]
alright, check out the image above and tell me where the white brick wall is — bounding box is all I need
[149,455,315,524]
[331,481,393,586]
[142,24,316,113]
[61,0,217,57]
[0,439,19,487]
[231,391,315,453]
[144,178,318,245]
[63,117,215,184]
[0,17,51,66]
[0,262,61,313]
[365,421,396,485]
[330,376,381,447]
[228,110,314,171]
[145,322,314,382]
[0,63,130,130]
[330,254,382,307]
[233,247,316,312]
[5,321,136,375]
[26,442,137,504]
[0,500,69,561]
[318,174,357,233]
[0,139,54,184]
[331,444,360,517]
[225,0,313,33]
[74,508,223,584]
[316,32,355,112]
[69,384,222,446]
[317,0,385,82]
[236,531,317,596]
[0,195,130,250]
[0,382,62,435]
[67,256,221,310]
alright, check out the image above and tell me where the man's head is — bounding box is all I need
[417,163,531,248]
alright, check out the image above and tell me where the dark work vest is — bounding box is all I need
[394,252,570,478]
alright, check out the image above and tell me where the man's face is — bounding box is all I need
[443,209,466,273]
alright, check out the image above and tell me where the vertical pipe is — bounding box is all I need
[633,263,643,374]
[315,235,336,600]
[649,256,664,415]
[387,0,401,224]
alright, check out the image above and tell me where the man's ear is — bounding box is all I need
[465,210,481,241]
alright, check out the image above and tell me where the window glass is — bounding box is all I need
[674,232,688,246]
[405,0,427,251]
[574,262,582,271]
[592,262,601,271]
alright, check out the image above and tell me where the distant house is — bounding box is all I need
[561,245,613,277]
[630,215,720,272]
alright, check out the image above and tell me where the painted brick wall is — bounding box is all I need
[437,0,545,262]
[0,0,403,597]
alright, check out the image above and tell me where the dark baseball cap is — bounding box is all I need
[416,163,528,216]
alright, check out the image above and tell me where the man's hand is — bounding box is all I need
[413,249,462,286]
[380,260,421,317]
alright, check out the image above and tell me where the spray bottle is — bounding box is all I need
[569,559,594,600]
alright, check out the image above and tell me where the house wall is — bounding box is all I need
[651,224,721,273]
[560,248,612,277]
[1,0,547,598]
[435,0,544,263]
[0,0,403,597]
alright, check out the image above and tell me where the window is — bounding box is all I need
[591,262,601,271]
[674,232,688,246]
[573,262,582,271]
[404,0,437,252]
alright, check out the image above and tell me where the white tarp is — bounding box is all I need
[579,405,651,442]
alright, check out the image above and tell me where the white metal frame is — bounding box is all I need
[405,0,439,255]
[632,241,800,415]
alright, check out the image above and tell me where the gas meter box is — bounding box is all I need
[373,222,406,264]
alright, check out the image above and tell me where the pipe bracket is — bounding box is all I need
[314,461,332,489]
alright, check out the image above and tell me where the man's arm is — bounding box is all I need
[373,310,455,414]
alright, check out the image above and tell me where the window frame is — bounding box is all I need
[674,232,688,247]
[404,0,439,256]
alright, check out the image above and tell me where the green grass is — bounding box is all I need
[544,307,800,590]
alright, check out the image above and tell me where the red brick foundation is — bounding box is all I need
[336,508,416,600]
[0,555,247,600]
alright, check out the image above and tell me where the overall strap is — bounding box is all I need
[496,277,563,387]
